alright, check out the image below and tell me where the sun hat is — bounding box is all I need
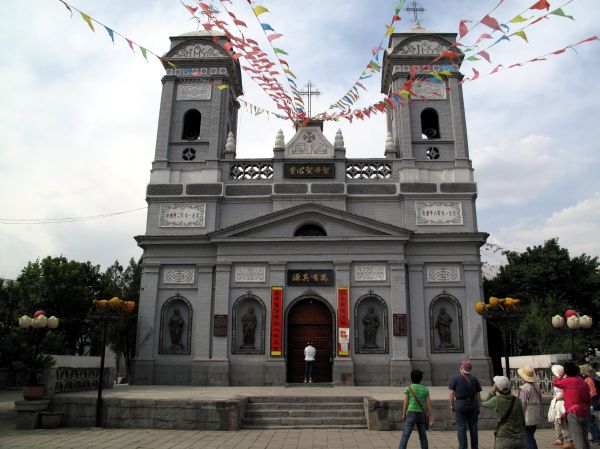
[579,364,592,375]
[551,364,564,377]
[461,359,472,373]
[493,376,512,394]
[517,365,538,382]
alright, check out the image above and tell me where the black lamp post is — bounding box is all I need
[91,297,135,427]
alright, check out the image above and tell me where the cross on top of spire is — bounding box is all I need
[299,81,321,118]
[406,1,425,29]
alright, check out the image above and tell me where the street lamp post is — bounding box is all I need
[91,297,135,427]
[551,309,593,362]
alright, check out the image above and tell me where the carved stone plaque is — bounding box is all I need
[235,267,266,283]
[164,268,195,284]
[159,203,206,227]
[177,84,211,101]
[393,314,407,337]
[395,39,448,56]
[171,44,225,59]
[213,314,228,337]
[416,201,463,225]
[355,265,386,282]
[426,265,461,282]
[411,80,446,100]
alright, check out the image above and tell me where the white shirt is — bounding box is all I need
[304,345,316,361]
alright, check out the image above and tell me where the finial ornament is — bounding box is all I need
[335,129,345,149]
[225,131,236,154]
[385,132,395,152]
[275,129,285,148]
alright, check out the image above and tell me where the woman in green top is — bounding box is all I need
[481,375,527,449]
[399,369,432,449]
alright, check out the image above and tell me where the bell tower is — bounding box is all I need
[150,30,243,184]
[381,27,474,184]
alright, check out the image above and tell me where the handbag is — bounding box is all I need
[408,385,431,430]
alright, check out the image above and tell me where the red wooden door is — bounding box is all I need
[287,300,332,383]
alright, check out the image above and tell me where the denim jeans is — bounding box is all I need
[588,413,600,441]
[455,399,478,449]
[524,425,538,449]
[303,361,313,380]
[398,411,428,449]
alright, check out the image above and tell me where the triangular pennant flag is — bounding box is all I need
[253,5,269,16]
[513,30,528,42]
[184,4,198,15]
[493,35,510,45]
[477,50,491,63]
[140,47,148,60]
[283,69,296,78]
[480,15,502,31]
[385,25,395,36]
[261,23,274,32]
[475,33,493,44]
[509,14,529,23]
[273,48,288,55]
[458,19,470,38]
[550,8,574,20]
[500,23,510,32]
[356,82,366,90]
[551,47,567,55]
[466,55,480,61]
[126,38,135,52]
[59,0,73,17]
[574,35,599,46]
[217,84,229,90]
[491,64,503,73]
[79,12,95,32]
[529,0,550,11]
[104,26,114,43]
[267,33,283,42]
[471,68,480,80]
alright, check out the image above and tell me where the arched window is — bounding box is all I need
[421,108,440,139]
[159,293,192,354]
[231,294,265,354]
[354,293,388,354]
[294,224,327,237]
[429,293,464,353]
[182,109,201,140]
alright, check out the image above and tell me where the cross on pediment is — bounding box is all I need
[299,81,321,118]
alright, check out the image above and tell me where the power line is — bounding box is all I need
[0,207,147,225]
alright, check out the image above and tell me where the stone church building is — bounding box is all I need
[133,26,492,386]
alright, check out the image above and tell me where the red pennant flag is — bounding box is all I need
[480,15,502,31]
[59,0,73,17]
[508,63,523,68]
[184,4,198,14]
[126,39,135,52]
[475,33,493,44]
[202,23,215,31]
[477,50,491,63]
[267,33,283,42]
[574,35,599,46]
[529,0,550,11]
[458,19,470,38]
[491,64,504,73]
[223,42,233,52]
[551,47,567,55]
[471,68,480,80]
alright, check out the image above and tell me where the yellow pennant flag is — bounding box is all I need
[80,12,95,32]
[386,25,395,36]
[283,69,296,78]
[513,30,528,42]
[509,15,529,23]
[253,5,269,16]
[217,84,229,90]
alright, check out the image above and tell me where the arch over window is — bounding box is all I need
[182,109,201,140]
[429,293,464,353]
[294,224,327,237]
[232,294,265,354]
[159,293,192,354]
[421,108,440,139]
[354,293,389,354]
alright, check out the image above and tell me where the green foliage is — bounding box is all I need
[484,238,600,359]
[13,353,56,385]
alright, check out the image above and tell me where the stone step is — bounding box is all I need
[246,402,364,411]
[242,417,367,427]
[247,396,364,404]
[245,409,365,418]
[242,424,367,430]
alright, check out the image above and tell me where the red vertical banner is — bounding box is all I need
[270,286,283,356]
[337,286,350,356]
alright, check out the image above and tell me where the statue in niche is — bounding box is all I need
[169,309,185,349]
[362,305,380,349]
[241,306,257,349]
[435,307,454,348]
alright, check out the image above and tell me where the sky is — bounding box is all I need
[0,0,599,279]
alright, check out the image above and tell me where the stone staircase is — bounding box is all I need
[241,395,367,429]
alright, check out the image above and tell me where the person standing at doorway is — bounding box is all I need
[304,341,316,383]
[398,369,432,449]
[449,359,482,449]
[517,366,544,449]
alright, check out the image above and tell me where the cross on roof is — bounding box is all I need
[299,81,320,118]
[200,2,220,19]
[406,1,425,28]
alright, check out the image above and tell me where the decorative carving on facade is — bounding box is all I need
[235,266,266,283]
[416,201,463,225]
[346,162,392,179]
[429,294,464,353]
[426,265,461,283]
[177,84,212,101]
[392,64,458,75]
[230,163,274,180]
[412,80,447,100]
[395,39,448,56]
[355,265,386,281]
[164,268,195,284]
[159,203,206,227]
[171,44,225,59]
[284,127,334,159]
[166,67,228,77]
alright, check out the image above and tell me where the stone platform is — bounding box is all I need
[49,384,552,431]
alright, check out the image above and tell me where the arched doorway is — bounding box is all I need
[286,298,333,383]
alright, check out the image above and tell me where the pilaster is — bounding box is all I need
[154,76,176,162]
[390,262,411,385]
[133,263,159,384]
[333,262,354,385]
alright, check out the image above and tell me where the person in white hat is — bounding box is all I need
[481,375,526,449]
[548,365,572,448]
[517,366,544,449]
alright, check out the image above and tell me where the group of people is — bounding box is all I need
[398,360,600,449]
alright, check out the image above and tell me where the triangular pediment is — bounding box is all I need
[209,204,412,241]
[166,39,229,59]
[284,126,334,159]
[390,35,451,57]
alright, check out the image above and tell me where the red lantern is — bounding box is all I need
[564,309,577,318]
[33,310,46,318]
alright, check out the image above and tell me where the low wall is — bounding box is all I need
[43,355,116,397]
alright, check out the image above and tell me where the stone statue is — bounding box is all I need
[362,305,380,349]
[169,309,185,349]
[435,307,453,348]
[241,306,257,349]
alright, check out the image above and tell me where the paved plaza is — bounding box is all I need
[0,387,578,449]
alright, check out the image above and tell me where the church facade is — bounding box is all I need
[133,27,492,386]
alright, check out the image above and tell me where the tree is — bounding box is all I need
[484,238,600,359]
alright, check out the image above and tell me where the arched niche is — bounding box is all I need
[159,294,192,354]
[421,108,440,139]
[294,223,327,236]
[429,293,464,353]
[182,109,201,140]
[232,294,265,354]
[354,293,388,354]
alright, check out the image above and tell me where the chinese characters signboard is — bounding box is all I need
[287,270,335,286]
[270,287,283,356]
[415,201,463,226]
[284,163,335,178]
[337,286,350,356]
[159,203,206,227]
[393,314,407,336]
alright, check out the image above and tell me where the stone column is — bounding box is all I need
[133,263,159,384]
[190,265,214,385]
[333,262,354,385]
[392,76,413,160]
[206,263,231,385]
[264,263,286,385]
[390,262,412,385]
[448,78,469,162]
[153,76,176,166]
